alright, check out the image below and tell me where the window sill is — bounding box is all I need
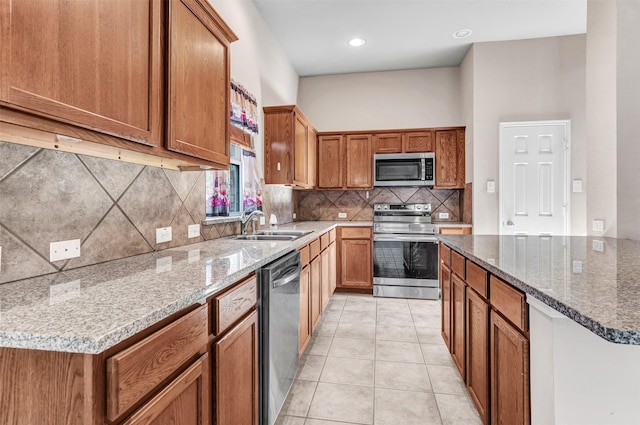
[202,216,241,226]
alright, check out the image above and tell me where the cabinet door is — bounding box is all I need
[435,130,465,188]
[451,274,466,378]
[441,264,452,351]
[167,0,231,166]
[318,135,343,188]
[320,248,331,312]
[403,131,434,152]
[310,256,322,331]
[345,134,373,189]
[374,133,402,153]
[467,289,490,425]
[215,310,259,425]
[329,242,337,295]
[299,266,311,356]
[491,311,530,425]
[0,0,163,146]
[122,354,210,425]
[293,115,309,187]
[308,127,318,188]
[340,239,372,288]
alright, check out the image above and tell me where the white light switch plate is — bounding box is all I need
[188,224,200,239]
[438,212,449,219]
[572,260,583,273]
[292,213,297,219]
[487,180,496,193]
[156,227,172,244]
[572,179,583,193]
[338,212,347,219]
[259,216,266,226]
[50,239,81,262]
[592,219,605,232]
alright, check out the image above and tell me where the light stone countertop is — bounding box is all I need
[439,235,640,344]
[0,221,371,354]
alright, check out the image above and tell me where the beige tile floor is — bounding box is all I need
[276,293,483,425]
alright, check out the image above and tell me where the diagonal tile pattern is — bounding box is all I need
[277,294,483,425]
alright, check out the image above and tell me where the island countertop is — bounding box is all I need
[0,221,371,354]
[439,235,640,344]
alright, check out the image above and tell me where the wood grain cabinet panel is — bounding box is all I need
[451,274,466,378]
[167,0,235,166]
[337,227,373,291]
[212,274,257,336]
[435,129,465,188]
[0,0,164,147]
[441,263,452,351]
[122,354,210,425]
[317,135,343,189]
[491,311,530,425]
[466,289,490,425]
[490,276,528,333]
[329,241,337,295]
[299,265,311,356]
[106,305,208,421]
[439,226,473,235]
[345,134,373,189]
[466,261,488,299]
[321,248,331,312]
[215,310,259,425]
[294,115,309,186]
[403,131,434,152]
[374,133,402,153]
[310,255,322,331]
[451,250,466,279]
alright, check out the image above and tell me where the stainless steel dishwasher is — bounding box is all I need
[259,250,301,425]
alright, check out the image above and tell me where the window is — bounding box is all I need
[205,143,262,218]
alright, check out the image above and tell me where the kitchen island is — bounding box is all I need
[439,235,640,425]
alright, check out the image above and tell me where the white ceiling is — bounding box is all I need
[251,0,587,77]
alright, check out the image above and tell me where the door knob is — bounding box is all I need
[506,220,514,227]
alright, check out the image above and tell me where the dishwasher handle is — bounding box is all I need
[272,263,302,289]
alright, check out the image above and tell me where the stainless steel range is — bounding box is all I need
[373,203,440,299]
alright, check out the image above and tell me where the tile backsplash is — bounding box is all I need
[0,141,263,284]
[294,187,461,222]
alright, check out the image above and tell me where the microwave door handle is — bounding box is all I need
[421,158,426,181]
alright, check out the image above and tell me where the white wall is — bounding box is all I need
[208,0,299,177]
[586,0,618,237]
[469,35,587,235]
[297,68,462,132]
[616,0,640,240]
[460,46,475,184]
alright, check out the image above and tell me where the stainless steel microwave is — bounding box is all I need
[373,153,435,187]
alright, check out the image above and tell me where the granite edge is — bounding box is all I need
[439,238,640,345]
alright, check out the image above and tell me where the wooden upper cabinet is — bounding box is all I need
[435,129,465,188]
[403,131,434,152]
[317,135,344,189]
[0,0,163,146]
[374,133,402,153]
[264,105,317,188]
[167,0,236,167]
[345,134,373,189]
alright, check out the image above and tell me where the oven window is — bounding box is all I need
[373,240,438,280]
[375,159,422,181]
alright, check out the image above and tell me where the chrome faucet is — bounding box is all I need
[241,210,265,235]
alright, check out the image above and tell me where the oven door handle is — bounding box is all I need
[373,234,438,243]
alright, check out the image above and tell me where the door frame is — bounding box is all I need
[498,120,571,236]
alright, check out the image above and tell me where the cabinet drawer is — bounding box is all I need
[451,250,465,278]
[310,238,321,259]
[440,243,451,268]
[329,228,336,243]
[466,261,488,298]
[490,276,528,332]
[320,232,330,251]
[340,227,371,239]
[213,274,258,335]
[107,305,208,421]
[298,244,310,268]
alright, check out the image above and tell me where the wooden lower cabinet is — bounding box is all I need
[451,273,466,378]
[337,227,372,291]
[310,254,322,331]
[214,310,259,425]
[123,353,210,425]
[491,311,530,425]
[299,265,311,355]
[439,226,472,235]
[440,264,452,350]
[466,289,490,425]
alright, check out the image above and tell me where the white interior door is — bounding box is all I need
[499,121,570,236]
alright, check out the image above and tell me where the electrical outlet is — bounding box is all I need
[592,240,605,252]
[156,227,172,244]
[438,212,449,219]
[592,219,605,232]
[292,213,297,219]
[259,216,266,226]
[338,212,347,219]
[50,239,81,262]
[487,180,496,193]
[188,224,200,239]
[572,260,583,273]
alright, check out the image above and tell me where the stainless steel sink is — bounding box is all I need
[233,234,298,241]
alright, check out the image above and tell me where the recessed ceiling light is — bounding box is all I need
[348,38,366,47]
[453,29,472,39]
